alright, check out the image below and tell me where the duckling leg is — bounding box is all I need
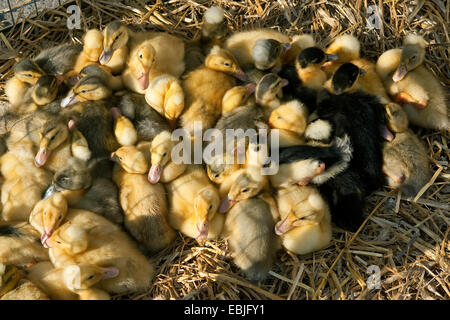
[394,92,427,109]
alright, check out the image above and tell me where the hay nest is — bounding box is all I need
[0,0,448,300]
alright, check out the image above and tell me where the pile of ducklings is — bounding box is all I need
[0,6,448,299]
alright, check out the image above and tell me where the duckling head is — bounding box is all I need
[130,41,156,91]
[111,145,148,174]
[83,29,104,62]
[31,75,59,106]
[14,59,45,84]
[148,131,174,184]
[330,62,365,95]
[268,100,308,135]
[30,193,68,248]
[61,76,111,107]
[47,223,88,254]
[202,6,228,39]
[194,187,220,241]
[35,119,70,167]
[205,46,247,81]
[220,171,263,212]
[221,84,255,114]
[100,20,129,65]
[274,205,322,235]
[255,73,288,107]
[62,264,119,291]
[0,265,23,298]
[384,102,408,133]
[53,157,92,191]
[252,39,291,70]
[207,153,241,184]
[392,34,426,82]
[296,47,338,70]
[321,34,360,70]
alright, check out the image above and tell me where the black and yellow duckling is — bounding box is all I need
[60,75,112,107]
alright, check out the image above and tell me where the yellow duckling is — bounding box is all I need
[376,34,449,130]
[321,34,360,76]
[0,266,50,300]
[281,34,316,65]
[111,145,148,174]
[71,29,105,75]
[268,100,308,147]
[166,165,224,241]
[275,185,332,255]
[110,107,138,146]
[180,45,247,135]
[121,34,185,94]
[68,120,92,162]
[60,75,111,107]
[221,83,255,115]
[144,74,184,129]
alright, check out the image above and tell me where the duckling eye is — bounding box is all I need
[277,116,281,120]
[81,89,87,94]
[119,156,123,161]
[162,152,167,157]
[208,204,213,210]
[56,240,61,244]
[26,74,33,77]
[87,275,95,280]
[223,62,231,67]
[242,188,249,193]
[57,215,62,220]
[139,54,143,59]
[214,174,220,178]
[114,34,120,42]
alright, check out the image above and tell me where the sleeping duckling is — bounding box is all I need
[122,34,185,94]
[111,107,138,146]
[255,73,289,117]
[382,103,433,198]
[268,100,308,147]
[376,34,449,130]
[144,74,184,129]
[112,164,175,254]
[222,197,280,282]
[166,165,224,241]
[275,185,332,255]
[45,207,155,295]
[224,29,291,71]
[295,47,338,90]
[60,75,112,107]
[221,84,255,115]
[111,145,148,174]
[0,222,49,266]
[180,46,245,135]
[78,64,123,91]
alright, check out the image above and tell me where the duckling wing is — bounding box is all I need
[34,44,83,75]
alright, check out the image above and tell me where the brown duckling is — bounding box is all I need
[222,196,280,282]
[60,75,112,107]
[180,46,246,135]
[254,73,289,118]
[376,34,449,130]
[382,103,433,198]
[78,64,123,91]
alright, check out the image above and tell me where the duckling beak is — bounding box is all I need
[392,64,408,82]
[61,91,78,107]
[99,49,114,65]
[101,267,120,280]
[196,220,210,241]
[321,54,339,70]
[35,147,51,167]
[231,70,248,82]
[41,233,51,248]
[382,125,394,141]
[281,78,289,87]
[275,214,296,235]
[43,184,58,199]
[148,164,162,184]
[137,71,150,91]
[218,195,236,213]
[67,119,76,131]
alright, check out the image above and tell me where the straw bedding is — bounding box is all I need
[0,0,448,300]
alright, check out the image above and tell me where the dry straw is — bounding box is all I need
[0,0,448,300]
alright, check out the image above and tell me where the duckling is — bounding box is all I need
[275,185,332,255]
[206,152,242,187]
[221,84,255,115]
[110,107,138,146]
[224,29,291,71]
[0,272,50,300]
[280,34,316,65]
[180,46,245,135]
[122,34,185,94]
[77,288,110,300]
[0,222,49,266]
[144,74,184,129]
[70,29,105,76]
[68,120,91,162]
[46,207,155,295]
[60,75,112,107]
[321,34,360,77]
[111,145,148,174]
[112,165,175,254]
[254,73,289,118]
[78,64,123,91]
[148,130,186,184]
[382,103,432,198]
[376,35,449,130]
[33,43,83,78]
[29,192,68,247]
[0,265,36,299]
[200,6,228,48]
[268,100,308,147]
[166,165,223,241]
[295,47,338,90]
[222,197,280,281]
